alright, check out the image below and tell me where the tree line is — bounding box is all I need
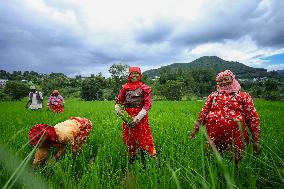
[0,64,283,101]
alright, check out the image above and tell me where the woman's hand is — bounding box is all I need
[189,128,198,140]
[133,109,147,125]
[253,142,261,155]
[114,104,122,116]
[189,121,202,140]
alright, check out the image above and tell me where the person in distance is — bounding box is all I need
[47,90,65,113]
[26,85,43,110]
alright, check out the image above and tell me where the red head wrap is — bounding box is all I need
[123,66,143,90]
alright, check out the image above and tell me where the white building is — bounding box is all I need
[0,79,8,87]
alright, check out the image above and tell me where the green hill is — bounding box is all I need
[277,69,284,77]
[143,56,280,79]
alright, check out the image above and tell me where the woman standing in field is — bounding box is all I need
[189,70,261,162]
[115,66,157,164]
[29,117,92,166]
[26,85,43,110]
[47,90,64,113]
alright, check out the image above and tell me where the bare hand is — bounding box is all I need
[253,142,261,155]
[188,129,198,140]
[132,117,139,125]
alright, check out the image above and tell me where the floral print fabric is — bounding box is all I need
[117,84,156,157]
[54,117,92,150]
[47,95,64,112]
[122,107,156,157]
[197,91,260,152]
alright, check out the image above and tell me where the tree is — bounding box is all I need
[81,74,106,101]
[251,86,262,98]
[0,70,9,79]
[75,75,82,79]
[0,89,11,101]
[42,79,61,96]
[159,67,179,84]
[42,73,69,95]
[69,78,82,88]
[4,81,29,100]
[159,80,183,101]
[264,79,278,91]
[264,79,280,100]
[109,64,129,82]
[190,69,216,97]
[108,63,129,96]
[11,71,23,80]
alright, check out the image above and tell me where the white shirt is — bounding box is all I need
[29,92,43,109]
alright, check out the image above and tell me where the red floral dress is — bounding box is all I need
[197,91,260,154]
[47,95,64,113]
[117,84,156,157]
[29,117,92,165]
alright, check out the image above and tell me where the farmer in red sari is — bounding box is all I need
[189,70,261,162]
[47,90,64,113]
[29,117,92,166]
[115,66,156,164]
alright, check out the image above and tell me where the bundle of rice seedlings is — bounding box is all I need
[117,104,135,128]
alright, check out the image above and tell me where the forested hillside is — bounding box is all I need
[143,56,281,79]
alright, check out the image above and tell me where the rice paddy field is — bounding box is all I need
[0,99,283,189]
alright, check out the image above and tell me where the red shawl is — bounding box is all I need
[123,67,143,90]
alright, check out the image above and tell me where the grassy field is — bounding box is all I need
[0,99,283,189]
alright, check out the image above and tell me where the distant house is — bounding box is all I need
[151,76,160,81]
[0,79,8,87]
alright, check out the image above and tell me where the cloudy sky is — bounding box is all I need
[0,0,284,77]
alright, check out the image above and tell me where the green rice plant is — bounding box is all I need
[116,103,134,128]
[0,145,48,189]
[0,99,283,188]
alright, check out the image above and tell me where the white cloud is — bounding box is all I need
[24,0,78,25]
[0,0,283,76]
[266,64,284,71]
[188,35,284,68]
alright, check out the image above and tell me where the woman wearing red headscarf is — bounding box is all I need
[115,67,156,164]
[189,70,261,162]
[47,90,65,113]
[28,117,92,166]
